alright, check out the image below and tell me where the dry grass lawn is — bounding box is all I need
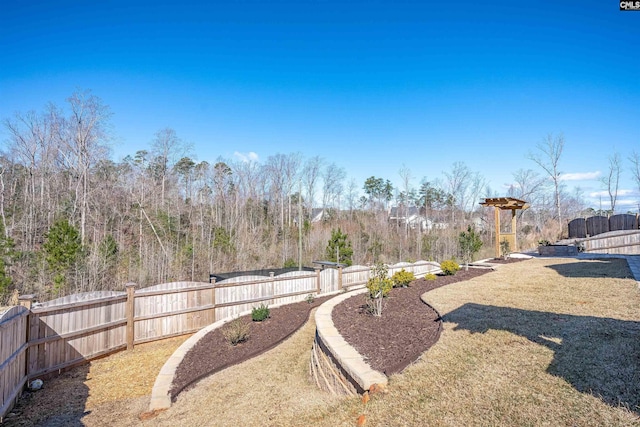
[7,257,640,426]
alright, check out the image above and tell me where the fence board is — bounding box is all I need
[0,306,28,422]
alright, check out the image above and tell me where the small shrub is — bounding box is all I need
[391,269,415,288]
[500,239,511,259]
[223,318,250,346]
[440,259,460,276]
[283,258,297,268]
[366,262,393,317]
[425,273,437,281]
[305,293,315,304]
[251,303,270,322]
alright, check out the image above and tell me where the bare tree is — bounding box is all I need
[509,169,546,202]
[629,151,640,212]
[528,133,564,225]
[150,128,189,208]
[302,156,323,214]
[321,163,346,211]
[443,162,471,223]
[344,178,359,216]
[58,90,112,244]
[601,152,622,214]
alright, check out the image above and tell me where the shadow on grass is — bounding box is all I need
[444,303,640,413]
[545,259,633,279]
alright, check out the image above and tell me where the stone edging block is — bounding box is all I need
[314,290,387,392]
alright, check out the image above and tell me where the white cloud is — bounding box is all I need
[588,190,609,198]
[616,198,639,209]
[589,189,636,198]
[559,171,601,181]
[234,151,259,163]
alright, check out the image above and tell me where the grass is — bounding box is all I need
[141,257,640,426]
[8,257,640,426]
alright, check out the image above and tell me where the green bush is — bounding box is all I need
[391,269,415,288]
[366,263,393,317]
[305,293,315,304]
[283,258,298,268]
[251,303,270,322]
[424,273,437,281]
[223,318,250,346]
[440,259,460,276]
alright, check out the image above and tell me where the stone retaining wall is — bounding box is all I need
[310,290,387,397]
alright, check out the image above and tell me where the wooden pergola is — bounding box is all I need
[480,197,528,258]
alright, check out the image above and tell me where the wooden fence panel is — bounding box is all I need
[586,216,609,237]
[319,269,339,293]
[410,260,441,277]
[271,271,317,305]
[342,266,370,289]
[0,306,29,421]
[388,262,412,277]
[609,214,638,232]
[568,218,587,238]
[28,294,127,377]
[215,275,272,320]
[134,282,215,343]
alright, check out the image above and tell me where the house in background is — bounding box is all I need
[388,206,450,231]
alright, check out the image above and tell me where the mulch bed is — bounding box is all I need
[170,295,332,399]
[332,268,493,375]
[171,258,529,399]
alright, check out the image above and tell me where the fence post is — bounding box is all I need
[269,272,275,305]
[18,295,35,379]
[338,266,343,291]
[18,294,35,310]
[315,268,321,294]
[125,283,136,350]
[211,278,216,322]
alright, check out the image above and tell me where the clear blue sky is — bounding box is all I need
[1,0,639,211]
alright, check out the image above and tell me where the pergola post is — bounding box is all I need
[511,208,517,252]
[494,206,500,258]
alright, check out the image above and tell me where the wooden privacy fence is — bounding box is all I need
[0,260,437,420]
[568,214,639,238]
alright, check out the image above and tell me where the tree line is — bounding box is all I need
[1,90,639,304]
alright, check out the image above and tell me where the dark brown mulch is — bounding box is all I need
[171,261,526,399]
[332,268,493,376]
[170,295,332,400]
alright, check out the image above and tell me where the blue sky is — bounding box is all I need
[1,0,639,211]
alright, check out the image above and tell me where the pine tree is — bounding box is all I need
[43,219,83,295]
[325,228,353,266]
[0,222,16,299]
[458,225,482,270]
